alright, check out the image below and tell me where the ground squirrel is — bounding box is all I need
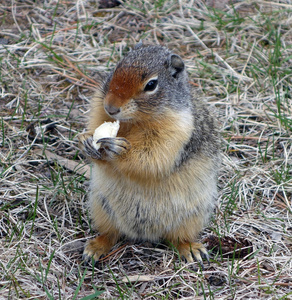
[78,43,221,265]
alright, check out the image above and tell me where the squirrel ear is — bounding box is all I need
[169,54,185,78]
[134,40,143,50]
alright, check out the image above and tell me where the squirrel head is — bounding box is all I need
[103,45,191,122]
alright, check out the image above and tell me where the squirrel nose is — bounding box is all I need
[105,104,121,116]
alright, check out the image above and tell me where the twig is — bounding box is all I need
[99,244,127,262]
[62,55,99,86]
[51,69,97,89]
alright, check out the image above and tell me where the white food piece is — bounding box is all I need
[92,120,120,150]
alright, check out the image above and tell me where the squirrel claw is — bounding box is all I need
[177,242,210,268]
[82,234,117,266]
[199,248,210,265]
[82,252,103,268]
[78,133,130,160]
[78,133,101,160]
[81,253,93,266]
[98,137,131,159]
[84,137,102,159]
[82,240,106,264]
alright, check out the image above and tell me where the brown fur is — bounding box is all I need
[78,45,220,265]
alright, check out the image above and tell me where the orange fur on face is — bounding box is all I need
[105,65,145,108]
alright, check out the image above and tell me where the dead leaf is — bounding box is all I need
[204,235,253,258]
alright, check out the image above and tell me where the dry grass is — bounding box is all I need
[0,0,291,299]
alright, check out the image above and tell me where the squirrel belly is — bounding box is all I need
[89,151,217,242]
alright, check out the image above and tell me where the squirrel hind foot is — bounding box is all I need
[176,242,210,268]
[82,234,118,265]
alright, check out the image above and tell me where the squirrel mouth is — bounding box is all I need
[112,116,132,123]
[118,118,133,123]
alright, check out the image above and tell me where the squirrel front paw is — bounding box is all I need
[78,132,101,159]
[78,132,131,160]
[97,137,131,160]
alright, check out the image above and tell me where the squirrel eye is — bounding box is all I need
[144,79,158,92]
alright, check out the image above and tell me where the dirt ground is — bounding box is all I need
[0,0,291,299]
